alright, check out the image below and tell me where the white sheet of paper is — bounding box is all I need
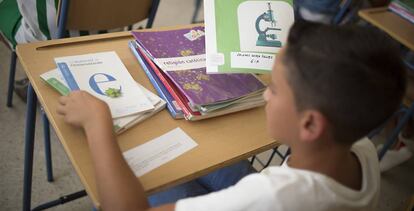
[123,127,198,177]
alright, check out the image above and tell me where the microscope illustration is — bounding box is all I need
[255,2,282,47]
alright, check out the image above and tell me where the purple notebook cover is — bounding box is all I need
[131,27,265,106]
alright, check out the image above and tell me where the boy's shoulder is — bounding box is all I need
[351,137,378,159]
[177,138,380,211]
[262,137,380,209]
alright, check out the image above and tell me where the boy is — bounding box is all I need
[57,20,405,210]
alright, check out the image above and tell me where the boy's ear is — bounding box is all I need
[298,110,327,143]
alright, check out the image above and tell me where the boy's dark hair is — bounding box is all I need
[284,20,406,145]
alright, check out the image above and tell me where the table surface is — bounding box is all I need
[16,24,278,207]
[359,7,414,51]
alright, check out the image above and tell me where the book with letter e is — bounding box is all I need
[54,51,154,118]
[40,68,166,134]
[204,0,294,74]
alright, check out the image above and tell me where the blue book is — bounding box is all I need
[128,41,184,119]
[56,62,80,91]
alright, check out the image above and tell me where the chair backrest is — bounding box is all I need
[58,0,156,31]
[332,0,363,25]
[333,0,353,25]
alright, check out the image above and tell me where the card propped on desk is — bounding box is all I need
[54,51,154,118]
[204,0,294,74]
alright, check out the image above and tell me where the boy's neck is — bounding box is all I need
[288,141,362,191]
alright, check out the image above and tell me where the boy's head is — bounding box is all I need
[264,20,406,146]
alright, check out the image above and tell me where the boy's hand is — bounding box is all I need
[57,91,112,131]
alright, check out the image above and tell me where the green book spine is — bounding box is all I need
[46,78,70,96]
[45,77,121,131]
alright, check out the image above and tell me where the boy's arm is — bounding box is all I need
[57,91,175,211]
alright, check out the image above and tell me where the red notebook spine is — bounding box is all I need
[137,47,200,118]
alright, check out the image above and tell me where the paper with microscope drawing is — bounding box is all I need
[123,127,198,177]
[204,0,294,73]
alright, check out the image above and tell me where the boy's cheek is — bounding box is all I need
[266,116,282,141]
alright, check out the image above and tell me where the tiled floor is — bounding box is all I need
[0,0,413,210]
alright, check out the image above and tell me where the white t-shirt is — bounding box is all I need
[176,138,380,211]
[15,0,58,44]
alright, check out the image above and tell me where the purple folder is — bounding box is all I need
[132,27,265,106]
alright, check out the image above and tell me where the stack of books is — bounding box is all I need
[129,26,266,120]
[41,51,166,134]
[389,0,414,24]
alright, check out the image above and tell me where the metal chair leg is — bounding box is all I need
[57,0,70,39]
[146,0,160,28]
[7,51,17,107]
[31,190,87,211]
[332,0,353,25]
[379,103,414,160]
[282,148,291,164]
[367,106,407,139]
[263,146,291,168]
[250,155,256,165]
[192,0,203,23]
[42,111,54,182]
[263,148,278,168]
[23,84,38,211]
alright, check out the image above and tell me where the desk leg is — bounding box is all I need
[23,84,37,211]
[42,111,54,182]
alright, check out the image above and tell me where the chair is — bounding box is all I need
[57,0,160,38]
[0,0,56,185]
[379,104,414,160]
[192,0,203,23]
[23,0,160,210]
[0,0,19,108]
[366,49,414,162]
[332,0,355,25]
[368,78,414,162]
[1,33,17,108]
[250,146,290,170]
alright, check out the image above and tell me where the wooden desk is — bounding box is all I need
[16,25,278,209]
[359,7,414,51]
